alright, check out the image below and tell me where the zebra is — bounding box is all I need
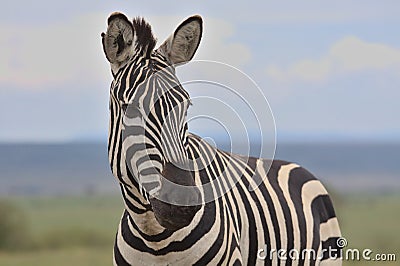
[101,12,342,265]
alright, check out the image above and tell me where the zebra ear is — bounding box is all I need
[101,12,134,69]
[159,15,202,65]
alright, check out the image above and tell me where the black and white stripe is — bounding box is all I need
[102,13,342,266]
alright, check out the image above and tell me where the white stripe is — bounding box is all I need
[123,115,143,127]
[320,217,341,242]
[301,180,328,265]
[277,163,301,265]
[256,160,287,265]
[229,248,243,265]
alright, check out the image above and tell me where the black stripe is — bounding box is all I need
[127,216,174,242]
[222,156,258,266]
[231,259,242,266]
[267,160,295,266]
[193,199,224,265]
[109,97,120,176]
[288,166,317,266]
[120,184,148,214]
[108,94,115,150]
[313,194,336,224]
[128,63,148,99]
[192,145,228,264]
[216,210,232,265]
[321,237,342,260]
[120,212,155,253]
[226,231,241,264]
[117,64,131,100]
[120,192,217,255]
[114,213,132,266]
[114,129,123,183]
[310,195,338,265]
[214,154,242,233]
[113,245,130,266]
[122,183,150,208]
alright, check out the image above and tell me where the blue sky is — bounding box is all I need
[1,1,399,142]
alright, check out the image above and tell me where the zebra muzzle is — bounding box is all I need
[149,162,202,230]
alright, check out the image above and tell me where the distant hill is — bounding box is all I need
[0,141,399,196]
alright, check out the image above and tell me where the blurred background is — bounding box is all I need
[0,1,399,265]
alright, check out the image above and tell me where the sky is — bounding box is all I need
[1,1,399,143]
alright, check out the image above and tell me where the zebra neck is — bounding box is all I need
[120,184,166,235]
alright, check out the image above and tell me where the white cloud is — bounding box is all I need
[212,1,400,25]
[0,13,250,90]
[147,15,251,67]
[197,17,251,66]
[266,36,400,83]
[0,13,110,89]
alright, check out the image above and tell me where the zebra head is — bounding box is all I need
[102,13,203,230]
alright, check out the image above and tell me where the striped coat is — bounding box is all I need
[102,12,342,265]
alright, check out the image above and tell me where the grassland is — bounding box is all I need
[0,196,121,266]
[335,194,400,265]
[0,194,399,265]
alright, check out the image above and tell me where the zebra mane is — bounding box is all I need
[132,17,157,58]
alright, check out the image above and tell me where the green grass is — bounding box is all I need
[0,195,122,266]
[0,194,399,265]
[13,195,123,246]
[0,247,112,266]
[336,194,400,265]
